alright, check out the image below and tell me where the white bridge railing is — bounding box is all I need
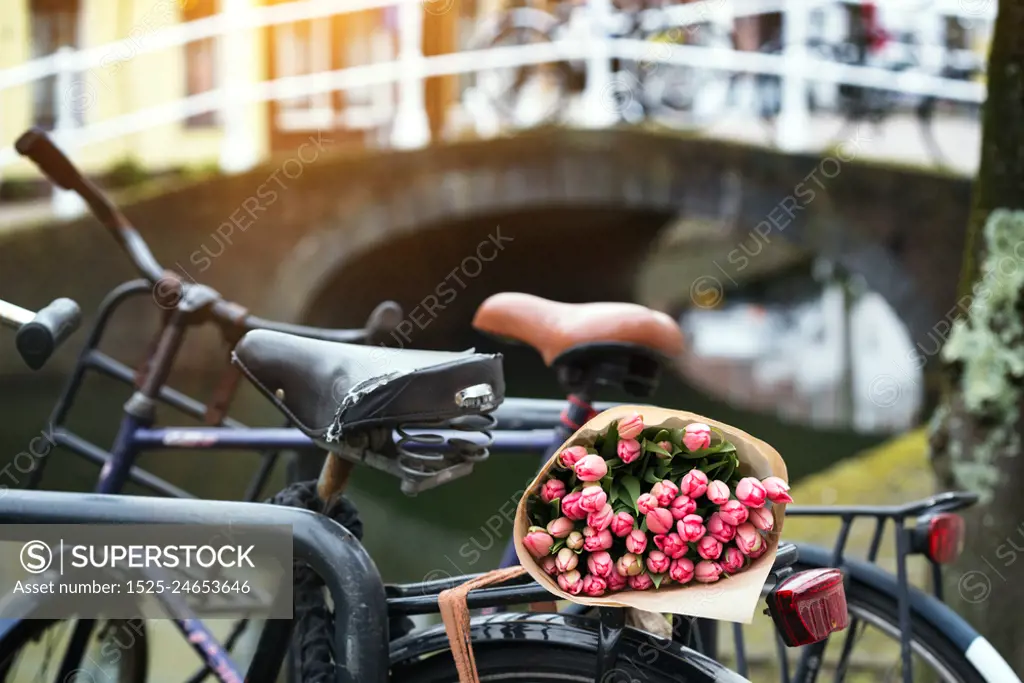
[0,0,995,218]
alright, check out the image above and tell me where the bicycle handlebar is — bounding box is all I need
[0,297,82,370]
[14,127,402,344]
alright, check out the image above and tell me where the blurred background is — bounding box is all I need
[0,0,997,679]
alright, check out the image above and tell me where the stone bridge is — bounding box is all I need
[0,127,970,382]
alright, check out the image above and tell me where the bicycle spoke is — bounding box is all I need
[832,617,870,682]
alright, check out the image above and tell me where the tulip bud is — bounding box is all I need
[616,553,643,577]
[734,523,766,557]
[656,440,674,459]
[561,491,587,521]
[587,550,614,578]
[718,500,749,526]
[540,555,558,576]
[557,569,583,595]
[546,516,575,539]
[540,478,567,504]
[653,532,688,559]
[583,526,614,552]
[606,569,628,591]
[574,454,608,482]
[555,547,578,573]
[645,508,674,535]
[706,480,730,505]
[761,476,794,504]
[721,546,745,574]
[617,412,644,440]
[628,573,654,591]
[636,493,660,515]
[609,511,635,537]
[694,560,723,583]
[579,484,608,513]
[523,528,554,558]
[677,514,706,542]
[735,477,767,508]
[559,445,588,469]
[669,558,695,584]
[587,503,615,531]
[617,438,642,464]
[566,531,584,550]
[646,550,671,575]
[669,495,696,520]
[697,536,723,560]
[707,512,736,543]
[748,506,774,532]
[651,480,680,507]
[679,469,709,499]
[625,529,648,554]
[582,574,608,597]
[682,423,712,451]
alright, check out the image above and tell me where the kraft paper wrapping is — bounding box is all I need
[514,405,788,624]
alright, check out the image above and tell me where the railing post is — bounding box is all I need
[219,0,259,174]
[52,46,86,220]
[390,0,431,149]
[581,0,618,128]
[775,0,810,152]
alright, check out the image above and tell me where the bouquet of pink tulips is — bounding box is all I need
[514,405,790,621]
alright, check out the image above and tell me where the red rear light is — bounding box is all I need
[924,513,965,564]
[767,568,849,647]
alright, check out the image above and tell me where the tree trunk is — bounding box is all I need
[928,1,1024,674]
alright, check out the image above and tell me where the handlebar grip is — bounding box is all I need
[14,128,84,191]
[16,298,82,370]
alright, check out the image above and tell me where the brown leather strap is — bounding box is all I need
[438,566,528,683]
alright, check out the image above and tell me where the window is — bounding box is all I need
[183,0,218,127]
[30,0,81,130]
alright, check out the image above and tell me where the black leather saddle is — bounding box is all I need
[232,330,505,442]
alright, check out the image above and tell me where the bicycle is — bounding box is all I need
[0,127,846,683]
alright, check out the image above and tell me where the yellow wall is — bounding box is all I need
[1,0,269,179]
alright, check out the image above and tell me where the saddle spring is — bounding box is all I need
[394,413,496,481]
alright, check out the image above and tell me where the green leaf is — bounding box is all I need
[640,517,649,533]
[651,573,665,589]
[669,428,685,445]
[643,467,662,484]
[718,442,737,455]
[653,429,670,443]
[600,423,620,459]
[551,539,565,553]
[620,475,641,512]
[550,499,561,518]
[644,440,672,458]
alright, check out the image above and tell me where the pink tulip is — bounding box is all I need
[575,455,608,482]
[669,495,697,520]
[588,503,615,531]
[697,536,723,560]
[606,570,627,591]
[566,531,584,550]
[718,500,749,526]
[706,480,730,505]
[656,440,674,458]
[679,469,709,499]
[557,569,583,595]
[636,493,660,515]
[646,550,671,574]
[587,551,614,578]
[707,512,736,543]
[669,558,694,584]
[615,553,643,577]
[646,508,674,535]
[682,423,712,451]
[523,528,554,558]
[582,574,607,597]
[610,511,635,537]
[654,532,688,559]
[617,438,642,464]
[762,476,794,504]
[540,556,558,576]
[555,547,578,572]
[694,560,723,583]
[579,485,608,513]
[721,547,745,574]
[559,445,588,469]
[561,491,587,521]
[735,477,767,508]
[677,514,706,542]
[629,573,654,591]
[583,527,614,552]
[748,506,774,532]
[546,517,575,539]
[651,480,680,507]
[617,413,644,440]
[735,523,766,557]
[540,478,567,504]
[625,529,648,554]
